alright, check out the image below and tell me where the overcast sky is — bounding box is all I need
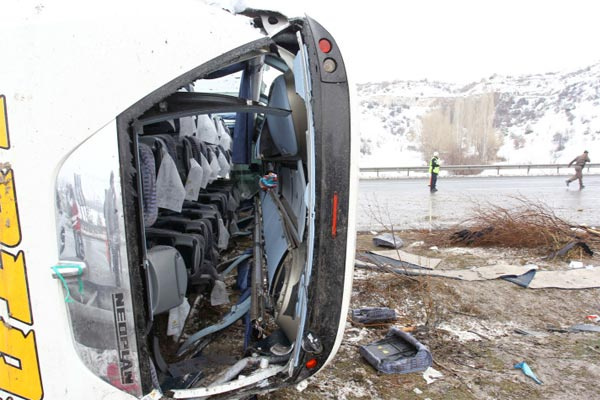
[214,0,600,83]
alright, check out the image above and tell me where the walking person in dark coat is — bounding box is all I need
[429,151,440,192]
[566,150,590,190]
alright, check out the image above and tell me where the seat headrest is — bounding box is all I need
[197,114,219,145]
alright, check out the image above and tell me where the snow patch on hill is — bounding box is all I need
[358,63,600,167]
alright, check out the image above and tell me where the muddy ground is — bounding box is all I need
[265,231,600,400]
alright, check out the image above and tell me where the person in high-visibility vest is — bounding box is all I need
[429,151,440,192]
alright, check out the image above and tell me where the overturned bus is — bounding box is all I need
[0,1,356,399]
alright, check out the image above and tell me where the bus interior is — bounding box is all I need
[55,12,352,399]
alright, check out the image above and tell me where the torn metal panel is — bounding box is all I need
[368,250,442,270]
[380,263,537,281]
[372,233,404,249]
[569,324,600,333]
[502,269,537,288]
[545,241,594,259]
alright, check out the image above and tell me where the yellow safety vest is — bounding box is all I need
[429,157,440,174]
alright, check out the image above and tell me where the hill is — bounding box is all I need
[358,63,600,167]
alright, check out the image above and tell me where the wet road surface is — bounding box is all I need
[358,175,600,230]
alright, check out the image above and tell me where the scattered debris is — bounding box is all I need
[351,307,397,324]
[569,324,600,333]
[383,264,600,290]
[295,380,309,392]
[568,261,584,269]
[514,361,543,385]
[346,327,370,344]
[270,228,600,399]
[585,315,599,323]
[372,232,404,249]
[501,268,537,288]
[547,241,593,259]
[546,325,570,333]
[429,246,439,251]
[354,259,378,269]
[422,367,443,384]
[210,280,230,306]
[514,328,546,337]
[258,172,278,190]
[437,323,485,342]
[413,387,423,395]
[367,249,442,270]
[167,298,191,339]
[360,327,432,374]
[451,226,494,244]
[384,263,537,281]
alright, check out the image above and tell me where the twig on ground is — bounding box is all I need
[450,310,480,318]
[467,330,492,341]
[587,346,600,355]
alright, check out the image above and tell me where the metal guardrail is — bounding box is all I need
[360,163,600,177]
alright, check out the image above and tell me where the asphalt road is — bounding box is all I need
[357,175,600,230]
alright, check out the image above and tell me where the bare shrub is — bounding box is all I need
[440,197,600,252]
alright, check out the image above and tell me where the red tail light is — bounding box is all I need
[318,38,332,53]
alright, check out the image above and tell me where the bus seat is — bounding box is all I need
[261,70,307,159]
[147,245,187,316]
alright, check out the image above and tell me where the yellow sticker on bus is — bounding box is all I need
[0,94,44,400]
[0,170,22,247]
[0,95,9,149]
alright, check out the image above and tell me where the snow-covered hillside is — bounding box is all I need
[358,63,600,167]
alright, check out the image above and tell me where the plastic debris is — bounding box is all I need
[259,172,278,190]
[360,327,432,374]
[546,241,593,259]
[372,233,404,249]
[210,280,230,306]
[586,315,599,323]
[514,361,543,384]
[295,380,309,392]
[351,307,397,324]
[422,367,443,384]
[346,328,370,344]
[413,388,423,395]
[167,298,191,339]
[568,261,584,269]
